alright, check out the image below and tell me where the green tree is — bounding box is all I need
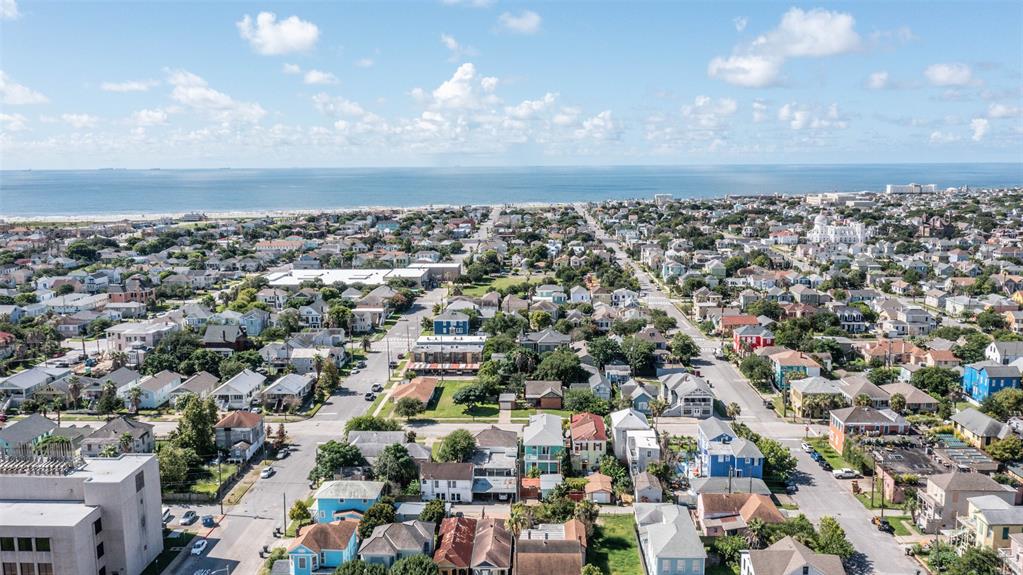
[714,535,746,565]
[759,437,798,481]
[157,444,198,490]
[218,357,249,380]
[947,546,1002,575]
[394,398,426,420]
[289,500,312,524]
[374,443,417,488]
[910,366,960,397]
[888,393,906,414]
[97,381,121,414]
[418,499,447,523]
[987,435,1023,462]
[982,387,1023,420]
[976,308,1008,332]
[563,389,610,415]
[739,355,774,391]
[334,561,387,575]
[389,555,439,575]
[953,332,993,364]
[435,429,477,463]
[174,394,218,456]
[357,502,397,539]
[620,336,656,375]
[452,384,489,411]
[866,367,899,387]
[344,415,401,437]
[581,566,604,575]
[533,348,583,385]
[669,332,700,364]
[308,440,367,483]
[813,516,854,559]
[588,337,623,368]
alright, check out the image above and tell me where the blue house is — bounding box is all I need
[288,521,360,575]
[635,503,707,575]
[696,418,764,479]
[962,361,1022,402]
[433,310,470,335]
[312,480,385,523]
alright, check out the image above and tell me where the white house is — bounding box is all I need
[610,408,651,461]
[987,341,1023,366]
[419,462,474,503]
[211,369,266,410]
[626,429,661,475]
[569,285,591,304]
[128,370,182,409]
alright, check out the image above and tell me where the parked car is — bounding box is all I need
[275,448,289,460]
[260,466,275,479]
[357,361,366,368]
[191,539,209,556]
[371,384,384,392]
[833,468,858,479]
[819,461,833,472]
[801,442,812,453]
[201,515,216,528]
[364,392,376,401]
[180,510,198,525]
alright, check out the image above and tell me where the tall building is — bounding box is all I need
[0,451,163,575]
[886,183,938,194]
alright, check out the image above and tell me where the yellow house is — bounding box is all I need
[954,495,1023,552]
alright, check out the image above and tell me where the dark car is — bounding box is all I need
[180,510,198,525]
[364,392,376,401]
[371,384,384,392]
[819,461,833,472]
[201,515,216,528]
[873,517,895,534]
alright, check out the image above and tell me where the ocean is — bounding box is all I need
[1,163,1020,218]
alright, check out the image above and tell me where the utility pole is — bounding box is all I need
[283,492,287,535]
[386,336,391,379]
[218,459,224,515]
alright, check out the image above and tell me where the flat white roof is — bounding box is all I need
[70,453,155,483]
[0,501,100,527]
[266,268,427,287]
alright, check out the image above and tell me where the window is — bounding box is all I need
[96,542,105,559]
[94,519,103,535]
[1,563,15,575]
[1004,527,1011,539]
[16,538,32,552]
[34,538,50,552]
[297,558,306,569]
[37,565,54,575]
[802,567,809,575]
[18,565,33,575]
[135,471,145,492]
[0,538,12,552]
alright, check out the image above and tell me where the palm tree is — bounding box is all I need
[854,393,872,407]
[745,518,768,550]
[119,432,134,453]
[508,503,533,537]
[110,351,128,369]
[312,354,324,379]
[725,402,741,419]
[67,376,82,410]
[649,397,668,441]
[127,386,143,414]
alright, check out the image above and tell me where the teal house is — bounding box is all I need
[289,521,360,575]
[312,480,386,523]
[523,413,564,474]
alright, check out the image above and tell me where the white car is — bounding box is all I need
[191,539,209,556]
[800,442,812,453]
[260,466,275,479]
[832,468,858,479]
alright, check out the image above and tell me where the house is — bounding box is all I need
[523,413,565,474]
[434,517,513,575]
[620,379,658,415]
[261,373,315,411]
[214,410,265,462]
[634,471,663,503]
[732,325,775,356]
[129,370,182,409]
[471,431,519,503]
[828,406,910,453]
[313,481,386,522]
[434,310,471,336]
[658,373,714,418]
[569,285,591,304]
[569,413,607,472]
[358,520,436,568]
[916,472,1017,533]
[697,418,764,479]
[610,408,650,461]
[789,377,845,419]
[202,324,250,355]
[769,350,822,389]
[288,521,361,575]
[634,503,707,575]
[524,380,564,409]
[390,376,439,405]
[695,493,785,537]
[575,363,612,401]
[348,431,432,464]
[988,341,1023,365]
[584,473,614,504]
[953,495,1023,552]
[717,314,760,336]
[880,382,939,413]
[837,375,890,410]
[962,361,1022,402]
[739,536,845,575]
[952,408,1013,448]
[0,366,71,407]
[515,520,586,575]
[0,413,56,455]
[420,462,474,503]
[627,428,662,475]
[170,371,219,404]
[519,328,572,354]
[211,369,266,410]
[81,416,155,457]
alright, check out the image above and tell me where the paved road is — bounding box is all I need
[576,204,920,575]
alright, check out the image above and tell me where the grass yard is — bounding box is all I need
[511,407,574,420]
[588,514,643,575]
[887,515,917,536]
[853,490,903,512]
[192,463,238,496]
[807,437,853,470]
[460,275,543,297]
[418,379,499,420]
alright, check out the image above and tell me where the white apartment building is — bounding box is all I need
[807,215,871,245]
[0,454,163,575]
[419,462,474,503]
[886,183,938,194]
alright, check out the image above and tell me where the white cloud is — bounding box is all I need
[777,102,846,130]
[733,17,747,32]
[313,93,366,117]
[553,106,580,126]
[924,63,972,86]
[0,113,27,131]
[131,108,169,126]
[101,79,159,93]
[498,10,541,35]
[61,113,98,129]
[867,71,889,90]
[929,130,959,144]
[432,63,484,109]
[681,95,738,128]
[303,70,339,85]
[709,7,861,87]
[237,12,319,55]
[970,118,989,141]
[1,0,18,20]
[481,77,499,93]
[752,100,768,123]
[355,58,375,69]
[0,71,48,105]
[506,92,558,120]
[440,34,476,61]
[574,111,620,141]
[282,63,302,75]
[988,103,1021,119]
[167,69,266,123]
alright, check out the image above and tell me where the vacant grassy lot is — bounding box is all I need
[807,437,852,470]
[193,463,239,496]
[588,514,643,575]
[511,407,574,420]
[418,379,498,420]
[460,275,543,297]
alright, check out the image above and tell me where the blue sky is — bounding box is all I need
[0,0,1021,169]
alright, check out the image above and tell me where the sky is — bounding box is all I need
[0,0,1021,169]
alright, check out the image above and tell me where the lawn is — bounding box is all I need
[460,275,542,297]
[511,407,574,420]
[141,530,195,575]
[192,463,239,496]
[887,515,917,536]
[854,490,903,512]
[807,437,852,470]
[417,379,499,420]
[588,514,643,575]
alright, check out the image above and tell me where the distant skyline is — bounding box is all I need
[1,1,1021,169]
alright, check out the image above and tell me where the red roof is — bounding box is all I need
[214,411,262,429]
[570,412,607,441]
[435,517,477,569]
